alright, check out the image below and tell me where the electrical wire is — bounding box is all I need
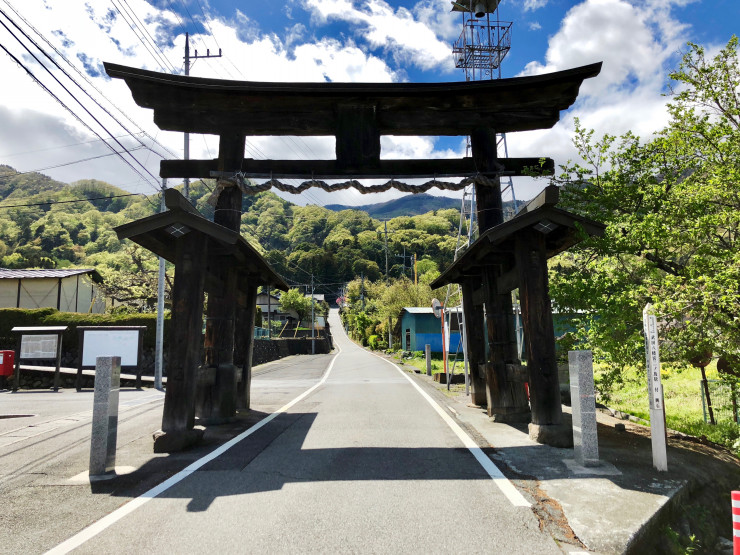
[110,0,176,73]
[9,146,147,175]
[0,41,158,192]
[0,192,143,209]
[0,9,161,190]
[0,0,178,160]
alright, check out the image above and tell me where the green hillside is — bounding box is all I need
[0,167,465,306]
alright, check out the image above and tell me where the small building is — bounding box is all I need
[397,307,461,353]
[255,292,298,324]
[0,268,105,313]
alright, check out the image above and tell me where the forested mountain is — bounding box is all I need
[325,193,460,218]
[0,166,464,306]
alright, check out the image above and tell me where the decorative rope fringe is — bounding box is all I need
[206,173,499,207]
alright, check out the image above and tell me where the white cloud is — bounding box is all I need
[524,0,549,12]
[302,0,455,72]
[528,21,542,30]
[507,0,693,198]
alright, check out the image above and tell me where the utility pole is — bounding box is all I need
[267,285,271,339]
[310,274,315,355]
[154,177,167,390]
[360,273,365,311]
[183,32,222,203]
[384,220,389,281]
[414,253,417,285]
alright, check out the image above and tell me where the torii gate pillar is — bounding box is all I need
[195,133,246,423]
[470,128,530,421]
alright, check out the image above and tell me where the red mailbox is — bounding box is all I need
[0,350,15,376]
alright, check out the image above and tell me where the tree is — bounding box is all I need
[549,37,740,386]
[279,288,312,321]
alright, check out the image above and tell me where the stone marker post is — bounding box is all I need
[89,356,121,477]
[569,350,599,467]
[643,304,667,471]
[425,344,432,376]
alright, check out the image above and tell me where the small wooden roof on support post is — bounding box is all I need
[430,186,606,292]
[113,189,288,291]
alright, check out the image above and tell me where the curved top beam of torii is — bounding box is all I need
[104,61,601,180]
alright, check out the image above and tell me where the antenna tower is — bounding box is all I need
[443,1,517,394]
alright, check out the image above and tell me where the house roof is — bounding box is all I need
[401,307,435,314]
[0,268,103,283]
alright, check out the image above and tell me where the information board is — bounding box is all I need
[82,329,140,367]
[20,335,59,359]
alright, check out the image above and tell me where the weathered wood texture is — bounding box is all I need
[236,284,257,410]
[162,232,207,433]
[471,127,504,232]
[461,280,487,406]
[482,266,529,420]
[103,62,602,137]
[515,228,561,426]
[197,263,238,422]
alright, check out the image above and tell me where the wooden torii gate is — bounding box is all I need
[106,60,601,449]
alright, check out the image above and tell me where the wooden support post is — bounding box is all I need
[154,232,208,453]
[215,132,246,230]
[482,266,530,421]
[471,127,527,419]
[515,228,571,446]
[235,284,257,410]
[336,104,381,169]
[193,131,245,423]
[461,280,487,406]
[470,128,503,232]
[197,263,238,423]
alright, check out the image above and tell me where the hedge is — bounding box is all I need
[0,308,168,356]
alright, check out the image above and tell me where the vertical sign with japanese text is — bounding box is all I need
[643,303,667,471]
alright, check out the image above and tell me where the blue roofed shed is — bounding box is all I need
[397,307,461,353]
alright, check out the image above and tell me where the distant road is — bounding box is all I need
[40,309,559,554]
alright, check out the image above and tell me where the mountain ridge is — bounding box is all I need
[325,193,460,218]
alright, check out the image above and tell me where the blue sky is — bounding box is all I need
[0,0,737,206]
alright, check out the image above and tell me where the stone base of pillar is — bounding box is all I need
[153,427,204,453]
[489,409,531,423]
[528,422,573,447]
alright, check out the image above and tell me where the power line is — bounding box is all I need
[0,0,178,160]
[110,0,176,72]
[0,132,146,158]
[0,192,142,209]
[0,8,162,190]
[0,40,158,192]
[9,146,148,175]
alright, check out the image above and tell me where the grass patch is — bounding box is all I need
[596,362,740,455]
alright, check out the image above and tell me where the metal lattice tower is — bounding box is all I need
[452,0,517,217]
[443,1,518,392]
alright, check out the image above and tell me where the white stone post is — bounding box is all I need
[643,304,667,471]
[569,350,599,467]
[89,356,121,477]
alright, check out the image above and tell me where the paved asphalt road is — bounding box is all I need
[6,310,563,554]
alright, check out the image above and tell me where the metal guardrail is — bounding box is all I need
[701,379,739,424]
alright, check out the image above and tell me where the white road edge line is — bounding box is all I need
[45,346,342,555]
[371,352,531,508]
